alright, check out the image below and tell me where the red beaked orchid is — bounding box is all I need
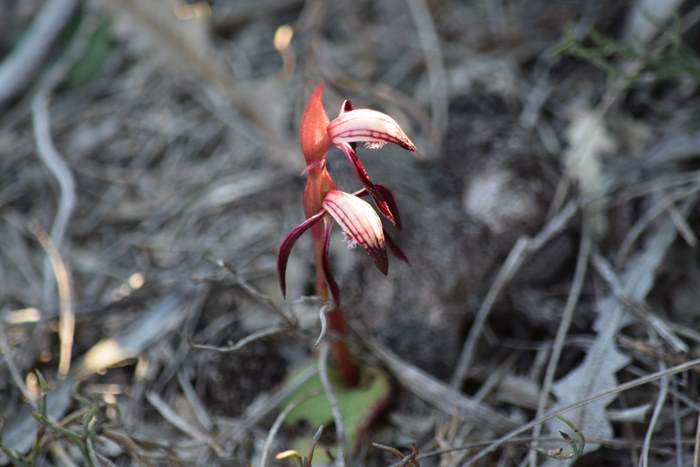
[278,83,415,306]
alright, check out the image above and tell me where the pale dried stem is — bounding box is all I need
[190,325,287,353]
[640,359,669,467]
[258,389,320,467]
[146,391,225,457]
[528,221,591,467]
[30,224,75,378]
[405,0,448,158]
[0,0,78,106]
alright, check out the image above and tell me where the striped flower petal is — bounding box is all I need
[322,190,388,275]
[328,108,416,152]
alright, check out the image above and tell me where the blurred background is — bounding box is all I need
[2,0,700,465]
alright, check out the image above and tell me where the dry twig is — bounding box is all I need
[529,221,591,467]
[405,0,448,158]
[0,0,78,107]
[146,391,225,457]
[640,358,669,467]
[450,201,578,388]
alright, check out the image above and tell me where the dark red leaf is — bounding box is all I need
[277,210,326,297]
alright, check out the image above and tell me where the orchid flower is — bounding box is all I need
[278,188,408,305]
[278,83,415,306]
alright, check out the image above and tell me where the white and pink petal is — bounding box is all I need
[322,190,388,274]
[328,108,416,152]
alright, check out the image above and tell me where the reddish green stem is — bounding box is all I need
[314,241,359,387]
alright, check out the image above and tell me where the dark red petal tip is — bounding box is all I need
[385,230,409,264]
[337,143,398,227]
[277,210,326,297]
[373,248,389,275]
[374,184,401,230]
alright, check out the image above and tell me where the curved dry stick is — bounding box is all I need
[30,224,75,378]
[450,201,578,388]
[30,16,99,377]
[258,390,321,467]
[405,0,448,158]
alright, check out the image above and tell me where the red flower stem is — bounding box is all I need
[314,240,359,387]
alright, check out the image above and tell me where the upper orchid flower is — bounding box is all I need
[299,85,416,229]
[278,83,414,306]
[328,99,415,229]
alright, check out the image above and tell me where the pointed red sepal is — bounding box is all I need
[300,83,331,165]
[322,190,388,275]
[373,247,389,275]
[337,143,398,227]
[373,184,401,230]
[278,210,326,298]
[321,221,341,306]
[385,230,409,264]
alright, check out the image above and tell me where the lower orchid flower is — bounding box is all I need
[278,189,407,306]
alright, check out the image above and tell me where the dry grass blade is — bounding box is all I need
[640,359,669,467]
[189,325,287,353]
[450,201,578,388]
[0,319,36,405]
[592,252,687,353]
[529,222,591,467]
[258,391,321,467]
[405,0,448,158]
[99,0,272,135]
[462,356,700,466]
[30,224,75,378]
[177,370,213,431]
[0,0,78,106]
[76,293,189,378]
[357,325,517,433]
[146,391,225,457]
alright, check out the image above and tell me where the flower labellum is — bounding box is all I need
[328,107,416,152]
[322,190,388,275]
[278,189,408,305]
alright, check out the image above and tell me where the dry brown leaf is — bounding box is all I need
[95,0,233,88]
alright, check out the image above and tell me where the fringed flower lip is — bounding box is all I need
[278,189,408,306]
[328,100,416,152]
